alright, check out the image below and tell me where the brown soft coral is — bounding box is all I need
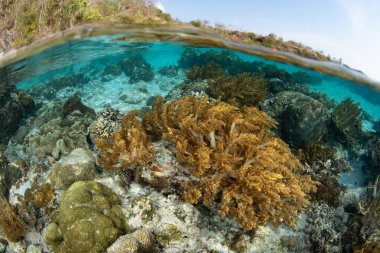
[96,110,154,172]
[143,96,316,230]
[0,197,27,242]
[207,72,268,107]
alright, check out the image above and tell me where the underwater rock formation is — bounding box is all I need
[23,110,94,159]
[119,54,154,83]
[43,181,127,253]
[0,84,35,143]
[207,72,268,107]
[63,95,96,118]
[143,96,317,230]
[48,148,99,190]
[264,91,328,147]
[0,196,27,242]
[96,110,154,172]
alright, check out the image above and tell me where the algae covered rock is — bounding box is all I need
[43,181,127,253]
[48,148,98,190]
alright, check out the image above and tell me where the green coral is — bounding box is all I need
[43,181,127,253]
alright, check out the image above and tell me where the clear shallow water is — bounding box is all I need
[10,37,380,121]
[0,26,380,252]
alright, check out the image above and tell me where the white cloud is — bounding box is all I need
[154,1,165,12]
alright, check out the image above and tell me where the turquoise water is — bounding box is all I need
[10,38,380,120]
[0,32,380,252]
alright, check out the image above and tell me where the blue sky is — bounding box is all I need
[156,0,380,81]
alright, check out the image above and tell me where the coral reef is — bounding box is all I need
[48,148,99,190]
[143,96,317,230]
[63,95,96,118]
[365,135,380,177]
[158,65,178,77]
[25,184,55,208]
[207,72,268,106]
[185,62,224,82]
[263,91,329,147]
[296,143,350,176]
[96,110,155,172]
[119,55,154,83]
[43,181,127,253]
[312,174,342,208]
[0,196,27,242]
[332,98,363,141]
[107,229,155,253]
[355,178,380,251]
[296,143,350,207]
[89,107,123,143]
[0,84,35,143]
[0,151,23,198]
[29,74,90,101]
[165,80,208,101]
[23,110,94,159]
[305,202,346,253]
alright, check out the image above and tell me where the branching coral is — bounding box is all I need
[96,110,155,172]
[143,96,316,230]
[0,196,27,242]
[207,72,268,107]
[332,98,363,140]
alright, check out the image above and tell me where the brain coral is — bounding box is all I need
[143,96,317,230]
[43,181,127,253]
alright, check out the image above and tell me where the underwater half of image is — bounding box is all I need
[0,34,380,253]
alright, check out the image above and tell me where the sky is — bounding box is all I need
[156,0,380,82]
